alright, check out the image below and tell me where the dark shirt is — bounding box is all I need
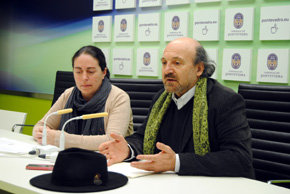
[156,99,195,154]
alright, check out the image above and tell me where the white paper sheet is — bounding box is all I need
[0,137,35,154]
[108,162,154,178]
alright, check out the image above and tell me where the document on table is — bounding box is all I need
[0,137,35,155]
[108,162,154,178]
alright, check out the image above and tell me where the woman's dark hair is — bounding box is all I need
[72,45,110,79]
[194,46,216,78]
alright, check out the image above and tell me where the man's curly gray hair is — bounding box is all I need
[194,46,216,78]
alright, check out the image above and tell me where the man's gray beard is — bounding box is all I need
[164,83,182,94]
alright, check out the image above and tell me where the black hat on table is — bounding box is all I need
[30,148,128,192]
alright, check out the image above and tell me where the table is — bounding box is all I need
[0,129,289,194]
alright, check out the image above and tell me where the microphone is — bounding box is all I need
[59,112,108,150]
[42,108,73,145]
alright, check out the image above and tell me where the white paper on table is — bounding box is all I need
[108,162,154,178]
[0,137,35,154]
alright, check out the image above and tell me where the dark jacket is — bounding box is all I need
[126,78,255,179]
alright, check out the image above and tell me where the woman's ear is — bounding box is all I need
[102,68,107,79]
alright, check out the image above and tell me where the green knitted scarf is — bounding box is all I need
[143,77,210,156]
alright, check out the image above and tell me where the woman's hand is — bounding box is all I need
[33,126,58,145]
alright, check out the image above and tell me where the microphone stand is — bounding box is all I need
[59,112,108,150]
[42,108,73,145]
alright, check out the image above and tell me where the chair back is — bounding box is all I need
[238,83,290,182]
[0,109,27,133]
[111,79,163,130]
[52,71,75,106]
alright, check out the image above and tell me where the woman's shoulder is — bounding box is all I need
[50,87,75,109]
[106,85,130,106]
[57,87,75,102]
[63,87,75,96]
[110,85,129,97]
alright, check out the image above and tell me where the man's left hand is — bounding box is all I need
[130,142,176,173]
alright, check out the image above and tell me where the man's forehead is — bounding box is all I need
[161,55,184,61]
[162,47,193,60]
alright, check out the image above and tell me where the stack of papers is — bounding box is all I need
[0,137,35,155]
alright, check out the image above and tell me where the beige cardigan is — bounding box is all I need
[33,85,133,150]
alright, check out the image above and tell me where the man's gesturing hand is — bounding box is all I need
[98,133,130,166]
[131,142,176,173]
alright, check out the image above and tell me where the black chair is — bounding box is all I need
[238,83,290,188]
[110,78,163,130]
[52,71,76,106]
[52,71,163,130]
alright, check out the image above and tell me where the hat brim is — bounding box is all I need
[30,172,128,193]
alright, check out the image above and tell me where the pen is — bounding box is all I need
[29,149,40,155]
[38,152,59,162]
[38,154,50,159]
